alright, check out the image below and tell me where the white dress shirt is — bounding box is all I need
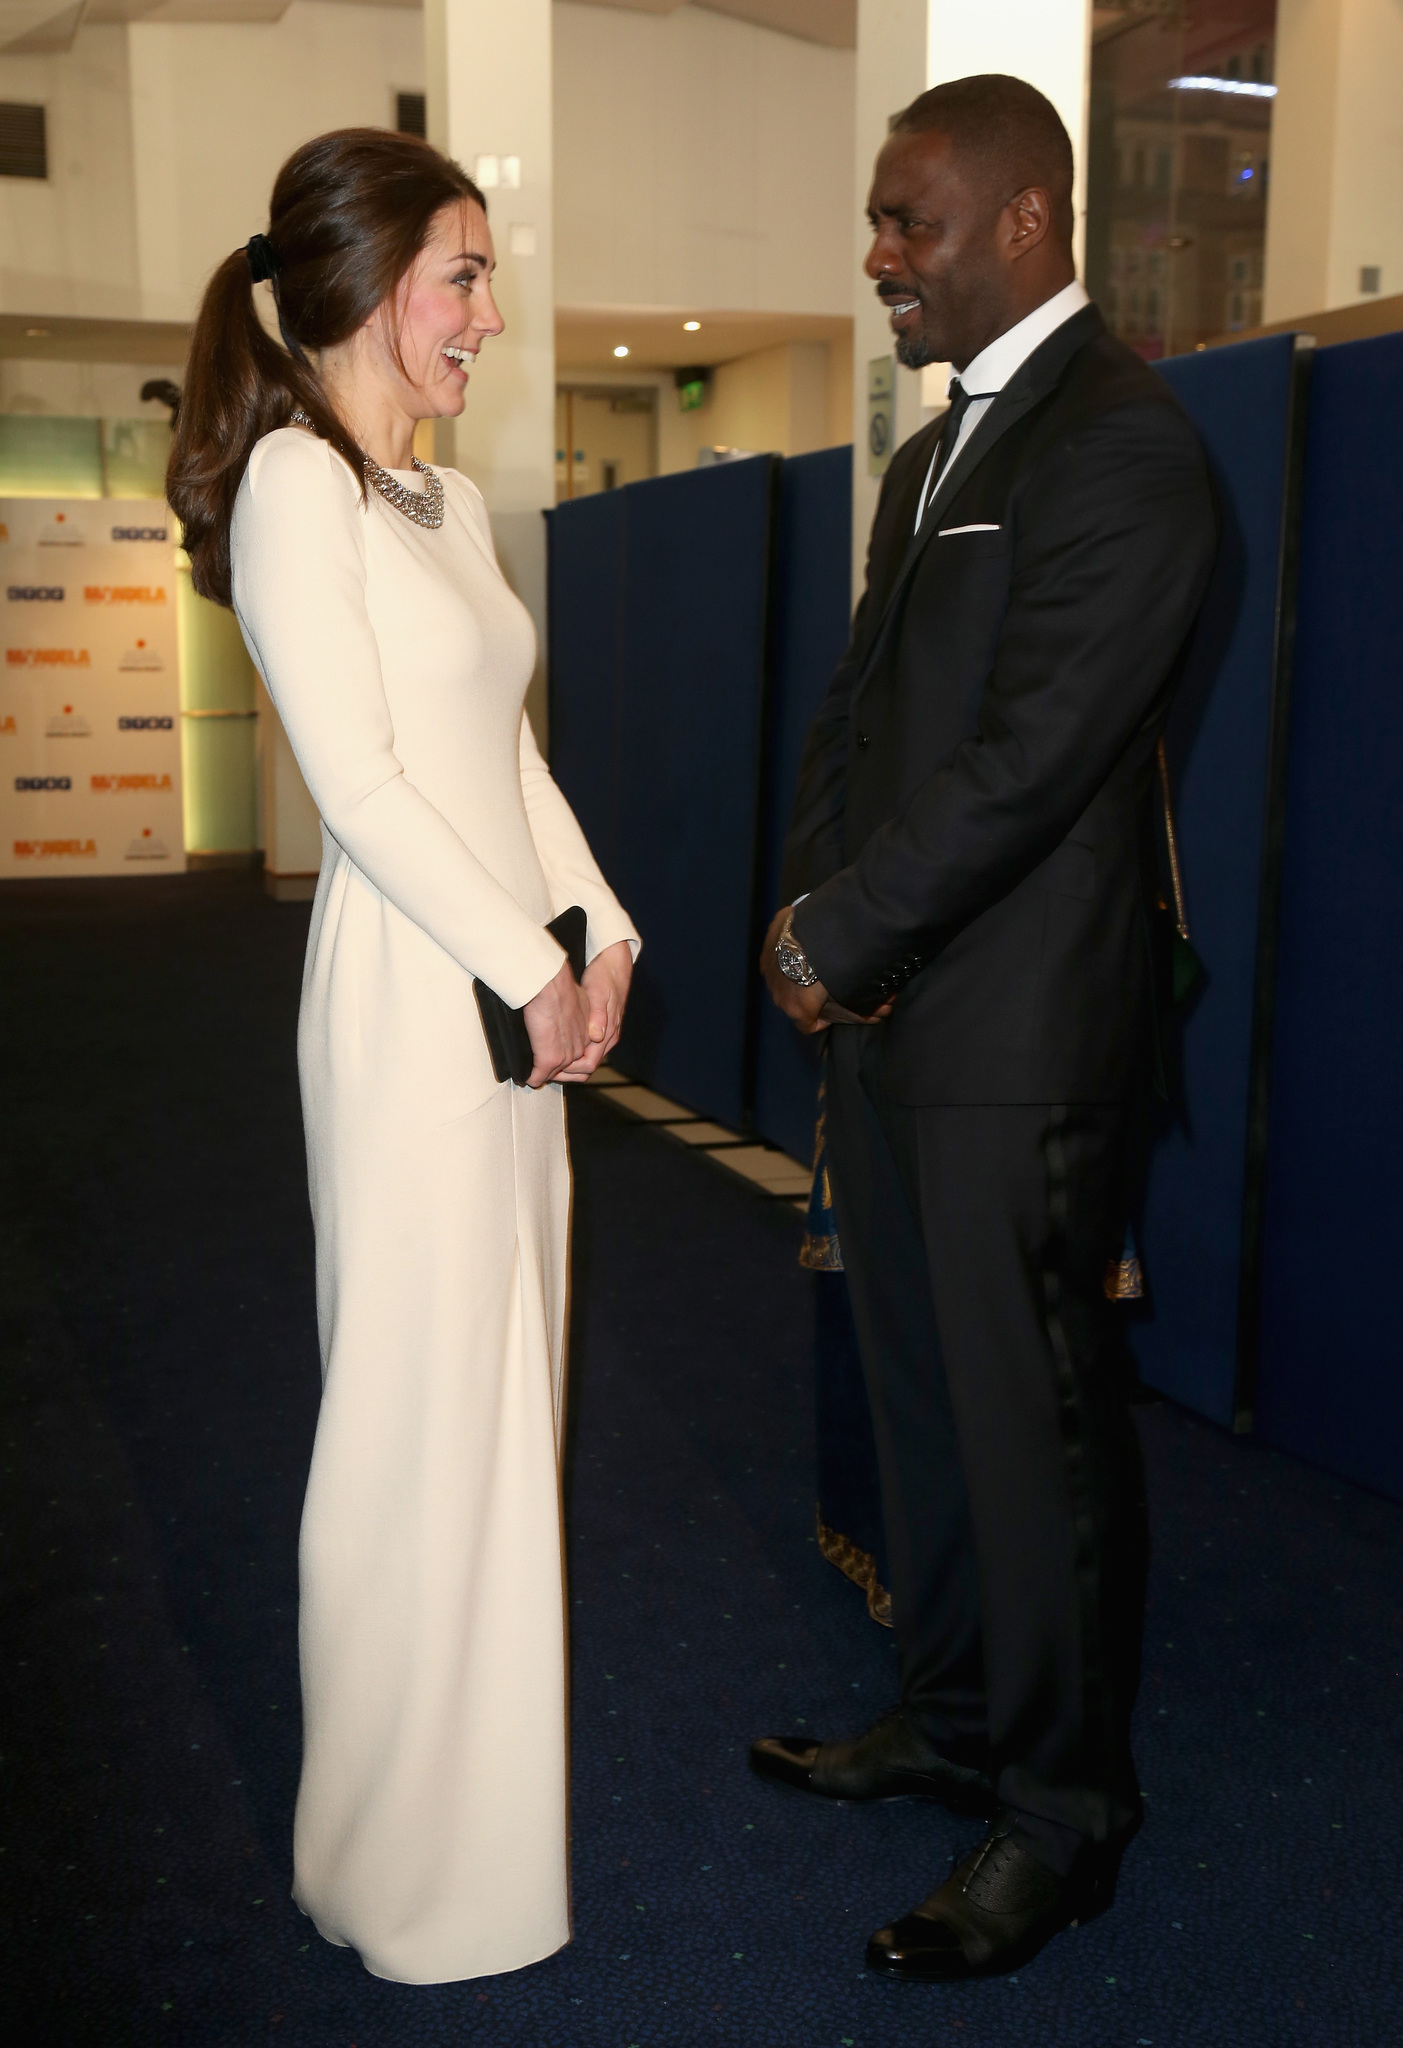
[913,278,1091,532]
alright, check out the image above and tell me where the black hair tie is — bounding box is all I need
[245,234,281,284]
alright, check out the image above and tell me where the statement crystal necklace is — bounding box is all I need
[289,409,445,530]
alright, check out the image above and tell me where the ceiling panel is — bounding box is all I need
[557,302,851,373]
[0,313,193,365]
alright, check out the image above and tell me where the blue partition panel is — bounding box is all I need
[753,445,854,1163]
[1130,334,1307,1426]
[549,458,778,1128]
[1254,334,1403,1502]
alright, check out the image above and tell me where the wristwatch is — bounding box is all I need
[775,910,819,989]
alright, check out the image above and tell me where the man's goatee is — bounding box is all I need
[895,333,938,369]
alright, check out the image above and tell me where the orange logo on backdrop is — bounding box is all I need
[91,773,172,793]
[14,838,97,859]
[0,714,15,735]
[5,649,91,667]
[0,523,9,543]
[84,586,166,605]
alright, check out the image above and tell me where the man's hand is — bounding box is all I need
[758,905,893,1032]
[556,939,634,1081]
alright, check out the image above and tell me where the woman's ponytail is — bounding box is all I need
[166,129,482,607]
[167,247,335,605]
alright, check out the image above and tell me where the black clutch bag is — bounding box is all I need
[474,906,588,1087]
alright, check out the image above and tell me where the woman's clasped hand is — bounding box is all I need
[524,938,635,1087]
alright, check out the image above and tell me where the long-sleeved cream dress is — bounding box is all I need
[231,427,637,1986]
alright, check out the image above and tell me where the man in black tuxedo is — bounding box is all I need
[753,75,1217,1980]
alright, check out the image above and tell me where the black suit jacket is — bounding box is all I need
[784,305,1218,1106]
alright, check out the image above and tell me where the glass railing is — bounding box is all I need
[0,414,172,498]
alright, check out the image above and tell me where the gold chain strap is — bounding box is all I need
[1156,736,1190,942]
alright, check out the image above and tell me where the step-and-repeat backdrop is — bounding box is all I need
[0,497,184,877]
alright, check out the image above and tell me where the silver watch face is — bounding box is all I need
[777,934,816,987]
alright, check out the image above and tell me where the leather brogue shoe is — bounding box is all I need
[749,1707,994,1817]
[865,1816,1121,1981]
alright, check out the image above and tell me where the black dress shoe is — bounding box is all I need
[749,1707,994,1817]
[865,1816,1122,1981]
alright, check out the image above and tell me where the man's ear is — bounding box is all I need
[1004,186,1052,262]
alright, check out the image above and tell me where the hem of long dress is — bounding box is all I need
[295,1901,348,1949]
[361,1927,572,1987]
[297,1898,573,1986]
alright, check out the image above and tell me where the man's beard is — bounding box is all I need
[894,329,939,369]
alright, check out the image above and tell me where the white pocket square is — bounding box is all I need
[938,523,1002,536]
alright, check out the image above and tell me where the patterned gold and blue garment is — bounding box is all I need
[802,1068,891,1626]
[798,1072,844,1274]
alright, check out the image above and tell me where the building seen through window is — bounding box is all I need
[1086,0,1277,359]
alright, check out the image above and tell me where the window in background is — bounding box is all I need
[0,102,47,180]
[395,92,427,139]
[1086,0,1277,359]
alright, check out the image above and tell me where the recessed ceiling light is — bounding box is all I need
[25,326,49,338]
[613,345,629,358]
[683,320,701,332]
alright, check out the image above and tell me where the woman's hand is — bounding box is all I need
[523,955,593,1088]
[556,940,634,1081]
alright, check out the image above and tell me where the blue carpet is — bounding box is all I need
[1,873,1399,2047]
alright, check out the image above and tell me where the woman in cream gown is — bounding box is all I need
[171,130,638,1985]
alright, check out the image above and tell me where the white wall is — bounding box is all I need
[0,25,142,319]
[1264,0,1403,321]
[127,2,426,322]
[660,339,838,466]
[553,0,855,315]
[5,2,856,328]
[0,7,424,325]
[925,1,1091,270]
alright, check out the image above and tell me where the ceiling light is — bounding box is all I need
[613,345,629,358]
[25,326,49,338]
[683,320,701,332]
[1167,75,1276,98]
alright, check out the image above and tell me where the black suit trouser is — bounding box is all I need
[823,1025,1148,1854]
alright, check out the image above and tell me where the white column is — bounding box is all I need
[924,1,1091,271]
[851,0,932,592]
[424,0,555,742]
[127,24,185,323]
[852,0,1092,598]
[1263,0,1403,323]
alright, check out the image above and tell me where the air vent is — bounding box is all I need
[396,92,426,140]
[0,103,47,181]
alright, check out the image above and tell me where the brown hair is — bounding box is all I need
[893,74,1075,247]
[168,127,484,605]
